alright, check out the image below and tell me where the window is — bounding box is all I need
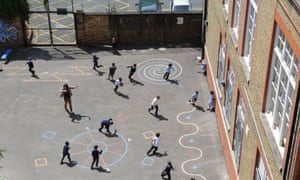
[232,0,242,39]
[232,95,245,173]
[265,25,298,148]
[243,0,257,69]
[217,39,226,88]
[223,0,229,14]
[254,153,268,180]
[225,65,234,125]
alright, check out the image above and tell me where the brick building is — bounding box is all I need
[204,0,299,179]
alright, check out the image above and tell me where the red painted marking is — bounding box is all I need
[107,140,123,147]
[88,132,95,142]
[73,141,87,146]
[183,127,190,132]
[186,151,193,157]
[115,113,128,122]
[82,155,91,166]
[100,155,106,166]
[71,150,86,156]
[106,150,122,156]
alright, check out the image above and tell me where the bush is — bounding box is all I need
[0,0,30,21]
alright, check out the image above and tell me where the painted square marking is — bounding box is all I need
[42,130,56,140]
[0,176,8,180]
[35,157,48,167]
[141,157,155,166]
[143,131,155,140]
[115,113,128,123]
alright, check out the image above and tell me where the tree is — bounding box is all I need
[0,0,30,21]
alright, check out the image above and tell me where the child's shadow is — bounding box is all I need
[130,79,144,86]
[94,166,111,173]
[167,79,179,85]
[65,161,78,168]
[68,112,91,123]
[93,69,105,76]
[149,151,168,157]
[115,91,129,99]
[99,130,119,138]
[150,113,168,121]
[194,105,206,112]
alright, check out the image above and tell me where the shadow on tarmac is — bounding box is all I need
[194,105,206,112]
[130,79,144,86]
[167,79,180,85]
[148,151,168,158]
[92,166,111,173]
[93,69,105,76]
[150,113,168,121]
[68,112,91,123]
[62,161,78,168]
[115,91,129,99]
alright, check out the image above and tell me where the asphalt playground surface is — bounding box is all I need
[0,45,229,180]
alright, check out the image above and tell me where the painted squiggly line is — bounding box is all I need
[177,108,206,180]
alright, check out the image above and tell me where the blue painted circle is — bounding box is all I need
[192,165,198,170]
[137,59,182,85]
[69,129,128,169]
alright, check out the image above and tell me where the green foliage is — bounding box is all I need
[0,0,30,21]
[0,148,6,159]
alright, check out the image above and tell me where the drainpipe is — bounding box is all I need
[201,0,208,60]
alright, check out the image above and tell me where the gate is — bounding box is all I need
[27,1,76,45]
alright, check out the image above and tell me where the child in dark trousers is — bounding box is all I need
[161,161,174,180]
[99,118,113,133]
[26,59,35,76]
[93,55,103,70]
[108,63,117,80]
[60,141,72,164]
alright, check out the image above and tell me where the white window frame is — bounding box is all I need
[223,0,229,13]
[265,25,298,151]
[232,0,242,39]
[243,0,257,69]
[225,65,234,126]
[232,96,245,173]
[217,40,226,89]
[254,154,268,180]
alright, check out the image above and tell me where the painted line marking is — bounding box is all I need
[115,113,128,122]
[34,157,48,167]
[177,108,206,180]
[42,131,56,140]
[141,156,155,167]
[142,131,155,140]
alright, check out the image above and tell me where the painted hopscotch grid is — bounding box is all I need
[115,113,128,123]
[141,156,155,167]
[35,157,48,167]
[42,130,56,140]
[142,131,155,140]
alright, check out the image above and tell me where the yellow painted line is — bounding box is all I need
[25,79,65,83]
[6,74,29,76]
[52,73,64,81]
[143,131,155,140]
[74,67,85,74]
[115,0,130,9]
[34,157,48,167]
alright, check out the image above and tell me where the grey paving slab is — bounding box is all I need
[0,46,228,180]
